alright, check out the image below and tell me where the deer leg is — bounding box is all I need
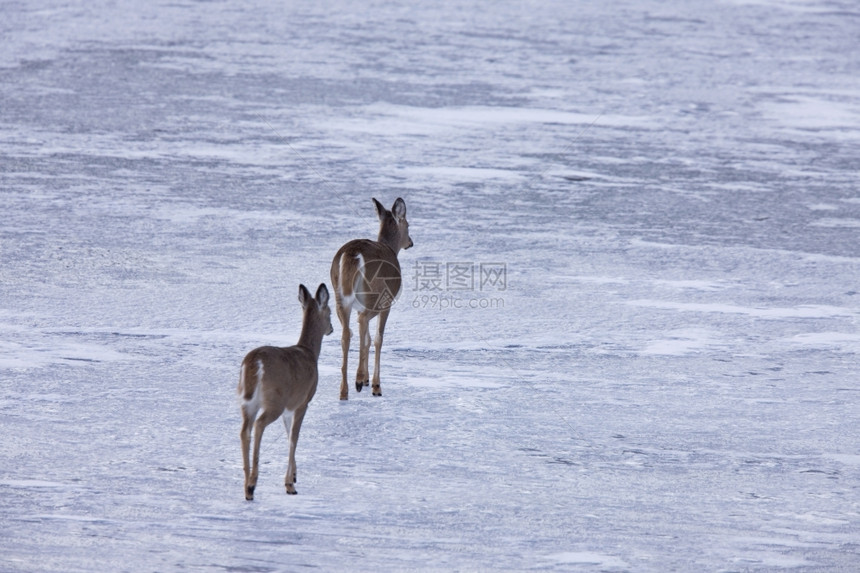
[282,411,295,494]
[337,302,352,400]
[240,411,254,500]
[247,410,277,500]
[285,406,308,495]
[371,309,390,396]
[356,311,371,392]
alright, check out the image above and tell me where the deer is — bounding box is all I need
[238,283,333,500]
[330,197,413,400]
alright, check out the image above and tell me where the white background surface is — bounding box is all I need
[1,1,859,570]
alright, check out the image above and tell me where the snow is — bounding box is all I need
[627,300,856,319]
[544,552,629,568]
[2,0,860,571]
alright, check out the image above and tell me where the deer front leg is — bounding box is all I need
[356,311,371,392]
[371,309,390,396]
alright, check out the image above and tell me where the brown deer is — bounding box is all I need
[238,283,333,500]
[330,198,413,400]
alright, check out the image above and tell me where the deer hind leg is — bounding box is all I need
[240,410,254,500]
[247,409,278,500]
[285,405,307,495]
[371,309,391,396]
[356,311,371,392]
[240,376,261,501]
[281,411,296,494]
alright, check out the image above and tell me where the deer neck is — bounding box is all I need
[377,221,402,255]
[297,310,324,358]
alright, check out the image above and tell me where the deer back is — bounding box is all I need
[240,345,319,415]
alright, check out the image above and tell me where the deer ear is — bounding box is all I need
[373,198,386,220]
[298,284,312,307]
[392,197,406,220]
[315,283,329,307]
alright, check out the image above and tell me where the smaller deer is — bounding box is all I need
[238,283,333,500]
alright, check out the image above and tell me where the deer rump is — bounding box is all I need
[334,240,403,314]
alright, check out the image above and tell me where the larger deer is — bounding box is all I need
[238,283,333,500]
[331,197,413,400]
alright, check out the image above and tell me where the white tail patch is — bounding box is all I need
[239,360,264,419]
[337,252,366,312]
[352,253,368,311]
[237,363,248,402]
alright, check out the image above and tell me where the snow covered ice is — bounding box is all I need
[1,0,859,571]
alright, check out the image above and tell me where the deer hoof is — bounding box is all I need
[372,387,382,397]
[286,485,297,495]
[355,381,364,392]
[245,486,255,501]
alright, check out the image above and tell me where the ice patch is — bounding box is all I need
[407,375,506,390]
[153,205,296,224]
[543,552,628,568]
[560,275,629,285]
[318,103,654,137]
[640,328,726,356]
[731,553,817,569]
[824,453,860,466]
[786,332,860,352]
[707,181,773,194]
[810,218,860,229]
[0,339,129,370]
[652,279,730,291]
[760,95,860,139]
[398,166,525,182]
[543,168,604,181]
[628,300,855,319]
[371,104,640,128]
[0,480,70,489]
[799,252,860,264]
[629,238,688,250]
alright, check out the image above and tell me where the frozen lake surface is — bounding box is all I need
[1,0,859,570]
